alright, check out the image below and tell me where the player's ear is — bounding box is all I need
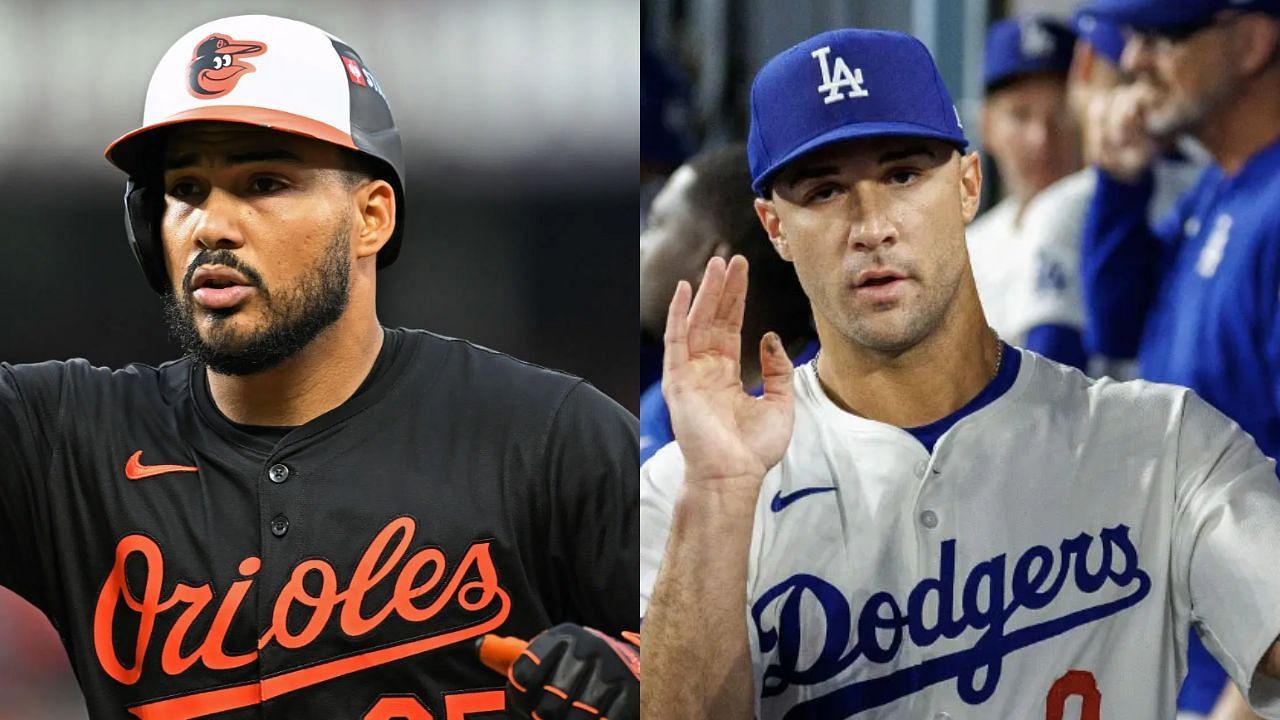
[958,151,982,224]
[755,197,793,262]
[352,178,396,260]
[1232,14,1280,77]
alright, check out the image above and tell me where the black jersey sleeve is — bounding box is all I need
[543,381,639,636]
[0,362,61,610]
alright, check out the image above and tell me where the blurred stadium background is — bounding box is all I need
[0,0,636,715]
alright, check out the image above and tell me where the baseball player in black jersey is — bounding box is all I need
[0,14,638,720]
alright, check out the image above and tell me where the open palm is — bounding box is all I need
[662,256,796,483]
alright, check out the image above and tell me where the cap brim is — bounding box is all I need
[984,64,1071,94]
[1080,2,1214,30]
[752,121,968,196]
[105,106,357,176]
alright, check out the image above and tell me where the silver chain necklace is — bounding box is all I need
[809,328,1004,384]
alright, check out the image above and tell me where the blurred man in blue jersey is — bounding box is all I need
[1080,0,1280,716]
[1005,9,1204,379]
[639,144,814,463]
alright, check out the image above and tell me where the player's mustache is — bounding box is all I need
[182,250,266,293]
[849,255,916,279]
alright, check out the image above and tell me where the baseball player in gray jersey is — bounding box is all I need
[641,28,1280,719]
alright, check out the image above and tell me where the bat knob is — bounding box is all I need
[476,633,529,676]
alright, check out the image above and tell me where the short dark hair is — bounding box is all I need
[338,149,385,189]
[685,144,812,338]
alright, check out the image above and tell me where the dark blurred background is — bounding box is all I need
[0,0,637,716]
[641,0,1076,217]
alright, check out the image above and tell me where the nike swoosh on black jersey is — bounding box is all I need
[770,486,837,512]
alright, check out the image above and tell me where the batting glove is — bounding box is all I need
[505,623,639,720]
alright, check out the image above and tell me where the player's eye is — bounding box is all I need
[248,176,288,194]
[887,169,920,186]
[804,183,841,204]
[166,180,201,199]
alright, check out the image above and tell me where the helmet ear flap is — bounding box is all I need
[124,179,170,294]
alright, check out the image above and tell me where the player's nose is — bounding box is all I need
[191,187,247,252]
[845,186,897,252]
[1026,119,1050,151]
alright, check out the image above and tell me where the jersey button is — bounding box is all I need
[913,460,928,478]
[933,713,951,720]
[919,510,938,529]
[270,515,290,537]
[268,464,290,484]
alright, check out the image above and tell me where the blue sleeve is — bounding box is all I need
[639,381,673,465]
[639,338,664,394]
[1080,169,1185,358]
[1024,324,1087,371]
[1258,223,1280,438]
[1178,631,1228,713]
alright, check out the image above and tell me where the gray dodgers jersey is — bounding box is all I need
[640,349,1280,719]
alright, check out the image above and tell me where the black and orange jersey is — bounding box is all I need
[0,327,638,719]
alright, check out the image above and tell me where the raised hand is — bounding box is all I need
[1084,83,1159,183]
[662,255,796,484]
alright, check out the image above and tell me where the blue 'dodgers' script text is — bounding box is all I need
[750,524,1150,718]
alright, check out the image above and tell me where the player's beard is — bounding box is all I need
[1138,73,1235,140]
[162,216,352,376]
[843,281,958,354]
[806,252,961,355]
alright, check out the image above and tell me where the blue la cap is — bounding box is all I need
[1080,0,1280,30]
[1073,9,1126,64]
[983,15,1077,92]
[747,29,968,197]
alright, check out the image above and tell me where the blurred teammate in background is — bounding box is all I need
[641,44,695,391]
[1080,0,1280,714]
[639,144,814,463]
[967,15,1083,359]
[642,44,692,224]
[1005,9,1204,376]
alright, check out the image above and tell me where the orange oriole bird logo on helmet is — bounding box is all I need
[187,34,267,99]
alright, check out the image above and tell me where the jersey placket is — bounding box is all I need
[255,445,305,711]
[908,436,950,718]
